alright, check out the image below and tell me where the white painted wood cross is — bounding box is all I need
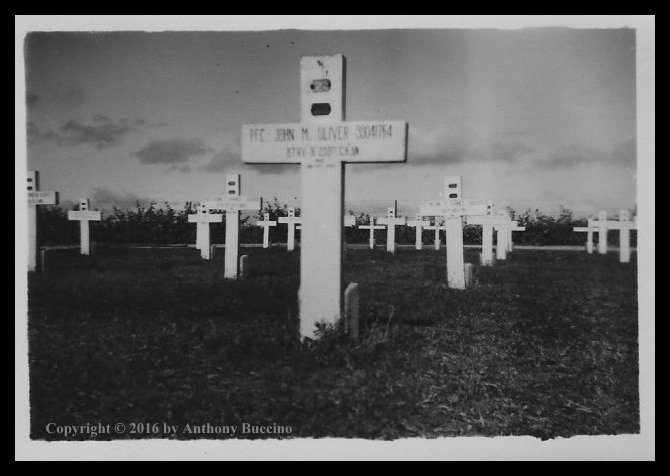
[257,213,277,248]
[423,219,446,250]
[572,223,596,254]
[466,206,523,265]
[420,176,491,289]
[201,174,260,278]
[278,207,301,252]
[27,171,59,271]
[406,214,431,250]
[67,198,101,255]
[359,217,385,250]
[241,54,408,340]
[376,207,406,254]
[586,210,637,263]
[188,202,222,259]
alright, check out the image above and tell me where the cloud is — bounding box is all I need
[27,115,164,149]
[26,91,40,108]
[48,81,87,106]
[202,147,241,172]
[27,121,61,144]
[133,138,213,169]
[90,187,151,211]
[201,147,296,175]
[539,140,636,170]
[398,124,537,167]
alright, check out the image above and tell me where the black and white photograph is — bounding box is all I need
[15,15,655,461]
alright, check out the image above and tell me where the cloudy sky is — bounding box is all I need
[23,25,638,216]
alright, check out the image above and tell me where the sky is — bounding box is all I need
[23,26,638,217]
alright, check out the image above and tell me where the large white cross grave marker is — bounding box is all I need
[358,217,385,250]
[257,213,277,248]
[67,198,101,255]
[27,171,59,271]
[201,174,260,278]
[376,208,406,254]
[188,202,223,259]
[420,176,491,289]
[241,54,408,340]
[278,207,302,252]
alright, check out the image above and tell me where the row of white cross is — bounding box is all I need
[26,53,637,342]
[573,210,637,263]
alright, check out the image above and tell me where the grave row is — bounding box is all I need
[26,53,637,341]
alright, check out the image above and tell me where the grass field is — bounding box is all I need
[27,246,639,440]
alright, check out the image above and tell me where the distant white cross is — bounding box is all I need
[358,216,385,250]
[423,219,446,250]
[278,207,302,252]
[572,224,596,254]
[420,176,491,289]
[241,54,408,340]
[67,198,101,255]
[586,210,637,263]
[406,214,431,250]
[188,202,223,260]
[467,207,523,265]
[376,207,406,254]
[201,174,260,278]
[257,213,277,248]
[27,170,59,271]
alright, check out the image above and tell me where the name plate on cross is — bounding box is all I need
[242,121,407,164]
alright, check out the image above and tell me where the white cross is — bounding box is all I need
[257,213,277,249]
[586,210,637,263]
[467,208,522,264]
[406,214,431,250]
[188,202,223,260]
[241,54,408,340]
[423,219,446,250]
[358,217,385,250]
[376,207,406,254]
[27,171,59,271]
[278,207,302,252]
[572,225,596,254]
[67,198,101,255]
[420,176,491,289]
[201,174,260,278]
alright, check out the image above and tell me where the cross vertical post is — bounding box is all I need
[377,207,406,254]
[619,210,633,263]
[407,214,430,250]
[27,171,59,271]
[241,54,408,340]
[201,174,259,275]
[188,202,222,260]
[359,217,385,250]
[481,224,494,266]
[596,211,608,254]
[257,213,277,248]
[278,207,301,251]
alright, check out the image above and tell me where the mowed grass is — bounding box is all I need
[27,246,639,440]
